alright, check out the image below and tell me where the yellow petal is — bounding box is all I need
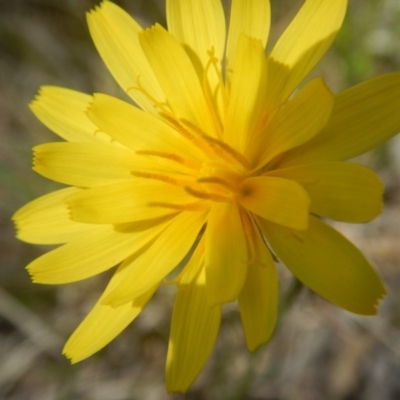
[139,24,216,137]
[248,78,333,167]
[238,177,310,230]
[238,223,278,351]
[166,266,220,393]
[27,217,172,284]
[263,58,292,112]
[166,0,225,68]
[177,237,205,286]
[224,35,268,152]
[66,180,191,224]
[260,216,387,315]
[87,2,165,114]
[270,0,347,100]
[63,265,158,363]
[166,0,226,124]
[226,0,270,71]
[13,188,94,244]
[103,210,208,306]
[279,73,400,166]
[86,93,204,163]
[268,162,383,222]
[205,202,248,305]
[29,87,109,143]
[33,143,138,187]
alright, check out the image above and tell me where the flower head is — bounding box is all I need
[13,0,400,393]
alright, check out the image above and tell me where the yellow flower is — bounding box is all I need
[13,0,400,393]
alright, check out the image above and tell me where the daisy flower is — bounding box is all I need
[13,0,400,392]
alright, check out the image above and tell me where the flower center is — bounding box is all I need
[198,160,243,196]
[182,154,248,204]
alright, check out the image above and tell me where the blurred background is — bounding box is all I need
[1,0,400,399]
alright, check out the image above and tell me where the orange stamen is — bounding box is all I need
[148,201,209,212]
[185,186,229,202]
[201,135,251,170]
[135,150,200,170]
[197,176,232,190]
[127,75,171,115]
[160,113,211,155]
[131,171,179,185]
[178,118,250,170]
[206,47,228,108]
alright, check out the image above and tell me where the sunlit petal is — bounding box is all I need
[238,222,278,351]
[167,0,225,67]
[279,73,400,165]
[205,202,248,305]
[238,177,310,230]
[13,188,95,244]
[87,93,204,164]
[177,237,205,286]
[33,142,138,187]
[15,1,398,391]
[268,162,383,222]
[87,2,165,113]
[66,180,191,224]
[103,210,208,306]
[27,217,172,284]
[226,0,270,71]
[270,0,347,100]
[64,265,158,363]
[139,24,216,137]
[166,0,226,122]
[224,35,268,152]
[249,78,333,167]
[166,266,220,393]
[260,216,387,315]
[30,87,109,143]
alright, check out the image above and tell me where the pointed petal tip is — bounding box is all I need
[26,265,42,284]
[139,23,160,38]
[352,266,387,316]
[28,86,51,110]
[25,265,34,279]
[30,85,60,101]
[11,210,19,225]
[371,285,388,315]
[31,148,40,170]
[62,347,83,365]
[85,7,95,19]
[62,350,74,363]
[13,225,21,240]
[28,96,40,110]
[355,290,386,316]
[86,0,108,16]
